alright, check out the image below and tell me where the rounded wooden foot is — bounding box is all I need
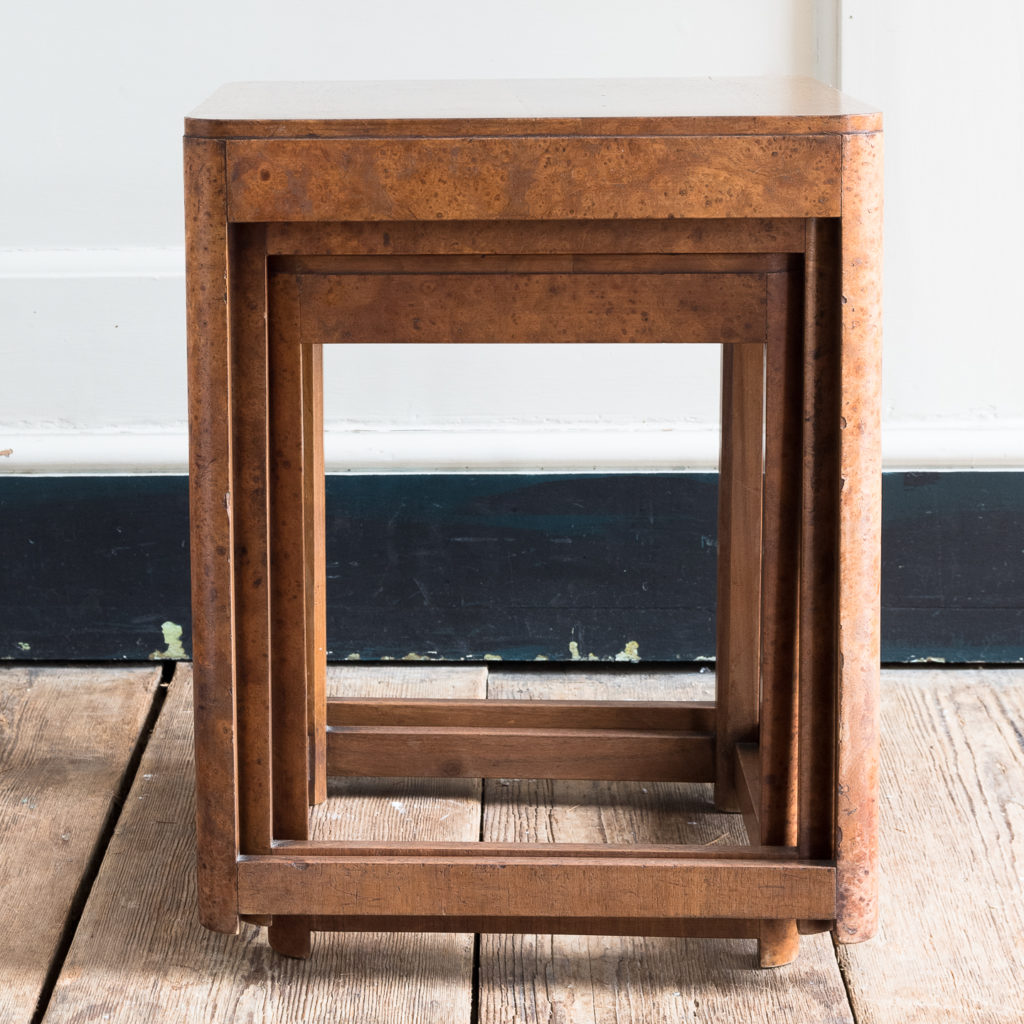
[268,916,312,959]
[758,919,800,968]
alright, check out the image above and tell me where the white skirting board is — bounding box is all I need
[3,422,1024,475]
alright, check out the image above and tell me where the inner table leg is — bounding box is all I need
[799,218,840,878]
[757,271,804,968]
[229,224,275,872]
[267,272,314,957]
[714,342,764,813]
[268,273,312,842]
[303,343,327,806]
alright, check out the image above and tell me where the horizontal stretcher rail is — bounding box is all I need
[325,724,715,781]
[300,914,762,938]
[237,854,837,920]
[325,697,716,731]
[286,270,770,345]
[268,840,799,859]
[264,218,810,257]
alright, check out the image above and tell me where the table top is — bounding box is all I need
[185,77,880,139]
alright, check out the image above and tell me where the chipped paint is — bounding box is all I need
[16,642,30,652]
[614,640,641,663]
[344,652,361,661]
[533,655,549,661]
[569,641,582,661]
[149,621,187,661]
[401,652,427,661]
[483,653,503,661]
[909,656,947,664]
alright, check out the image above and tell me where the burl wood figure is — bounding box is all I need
[184,77,882,968]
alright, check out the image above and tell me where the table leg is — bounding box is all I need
[714,343,764,812]
[267,272,313,956]
[834,133,884,943]
[798,217,840,883]
[757,271,803,967]
[185,136,240,934]
[303,343,328,806]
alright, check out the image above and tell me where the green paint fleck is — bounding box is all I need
[149,621,187,660]
[345,652,361,661]
[483,654,503,661]
[402,653,427,661]
[614,640,641,663]
[569,641,582,661]
[17,642,31,652]
[533,655,549,661]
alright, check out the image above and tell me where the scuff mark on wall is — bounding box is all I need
[149,621,187,660]
[614,640,640,663]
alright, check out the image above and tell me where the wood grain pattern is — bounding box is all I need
[798,217,841,865]
[324,724,714,781]
[238,855,834,920]
[0,666,160,1024]
[326,697,716,730]
[184,134,240,935]
[266,218,808,256]
[292,270,768,346]
[756,269,804,967]
[714,342,764,810]
[479,668,854,1023]
[837,669,1024,1024]
[302,341,327,805]
[227,136,840,222]
[229,222,274,857]
[834,129,884,942]
[42,664,485,1024]
[187,77,881,139]
[267,272,310,845]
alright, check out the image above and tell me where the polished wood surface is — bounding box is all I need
[184,77,882,967]
[187,76,880,138]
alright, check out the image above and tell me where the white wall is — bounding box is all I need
[1,0,1021,473]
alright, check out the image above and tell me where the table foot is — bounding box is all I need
[268,916,312,958]
[758,919,800,968]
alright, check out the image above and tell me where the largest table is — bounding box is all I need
[184,77,882,967]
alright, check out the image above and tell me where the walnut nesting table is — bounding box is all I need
[184,78,882,967]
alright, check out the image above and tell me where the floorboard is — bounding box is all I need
[0,665,161,1024]
[479,668,854,1024]
[41,664,485,1024]
[837,668,1024,1024]
[18,663,1023,1022]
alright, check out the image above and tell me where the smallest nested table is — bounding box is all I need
[184,77,882,967]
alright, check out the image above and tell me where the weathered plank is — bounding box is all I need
[0,665,160,1024]
[42,664,485,1024]
[838,668,1024,1023]
[479,668,853,1024]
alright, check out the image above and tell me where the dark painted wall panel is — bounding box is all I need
[1,472,1021,663]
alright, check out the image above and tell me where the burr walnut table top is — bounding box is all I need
[186,76,881,138]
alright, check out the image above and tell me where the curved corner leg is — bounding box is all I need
[758,919,800,968]
[268,916,313,959]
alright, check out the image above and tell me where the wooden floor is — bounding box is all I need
[1,664,1022,1023]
